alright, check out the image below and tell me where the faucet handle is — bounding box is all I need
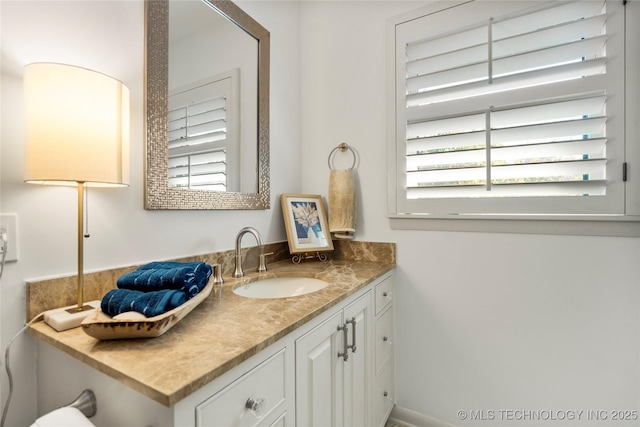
[258,252,274,272]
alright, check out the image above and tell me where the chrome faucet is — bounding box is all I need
[233,227,264,278]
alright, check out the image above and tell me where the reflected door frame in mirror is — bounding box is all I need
[145,0,270,209]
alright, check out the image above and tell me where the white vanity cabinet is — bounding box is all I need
[295,291,372,426]
[35,271,395,427]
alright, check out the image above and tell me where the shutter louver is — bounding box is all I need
[168,96,228,191]
[404,0,609,201]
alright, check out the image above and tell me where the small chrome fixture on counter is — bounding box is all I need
[233,227,264,278]
[258,252,273,273]
[211,263,224,284]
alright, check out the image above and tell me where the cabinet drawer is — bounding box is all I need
[374,357,395,427]
[375,306,394,374]
[196,349,286,427]
[269,412,286,427]
[374,276,393,315]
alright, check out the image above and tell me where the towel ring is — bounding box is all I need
[328,143,357,170]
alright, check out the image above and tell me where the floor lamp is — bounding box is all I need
[23,63,130,331]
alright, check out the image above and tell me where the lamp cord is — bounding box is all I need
[0,231,7,427]
[1,191,86,425]
[0,229,7,281]
[0,312,45,427]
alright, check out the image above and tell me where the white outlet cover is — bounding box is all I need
[0,213,18,262]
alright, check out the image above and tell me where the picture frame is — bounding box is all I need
[280,194,334,254]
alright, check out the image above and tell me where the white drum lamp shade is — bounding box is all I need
[24,63,130,187]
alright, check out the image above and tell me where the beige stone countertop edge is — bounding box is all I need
[28,260,395,407]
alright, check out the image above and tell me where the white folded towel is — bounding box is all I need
[328,169,356,239]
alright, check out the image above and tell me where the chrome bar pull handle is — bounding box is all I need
[346,317,357,353]
[337,323,349,361]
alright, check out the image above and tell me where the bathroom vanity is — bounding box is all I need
[28,243,395,427]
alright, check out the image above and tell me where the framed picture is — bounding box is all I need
[281,194,334,254]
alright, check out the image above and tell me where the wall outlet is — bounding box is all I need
[0,213,18,262]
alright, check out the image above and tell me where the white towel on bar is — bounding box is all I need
[328,169,356,239]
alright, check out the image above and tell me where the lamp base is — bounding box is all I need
[44,300,101,331]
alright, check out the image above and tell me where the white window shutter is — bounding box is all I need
[168,96,229,191]
[393,0,626,216]
[167,70,241,192]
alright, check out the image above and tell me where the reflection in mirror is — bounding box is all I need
[145,0,270,209]
[169,1,257,193]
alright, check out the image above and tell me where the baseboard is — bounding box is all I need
[388,405,460,427]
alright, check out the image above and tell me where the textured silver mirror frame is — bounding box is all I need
[144,0,270,210]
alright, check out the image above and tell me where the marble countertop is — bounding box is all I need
[28,256,394,406]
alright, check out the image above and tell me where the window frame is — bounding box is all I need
[386,0,640,236]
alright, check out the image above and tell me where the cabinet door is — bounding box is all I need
[295,311,344,427]
[343,293,372,427]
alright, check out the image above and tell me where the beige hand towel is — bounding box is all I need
[328,169,356,239]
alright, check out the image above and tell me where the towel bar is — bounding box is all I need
[328,143,357,170]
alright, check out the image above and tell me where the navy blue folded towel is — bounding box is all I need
[117,261,212,298]
[101,288,187,318]
[101,261,212,318]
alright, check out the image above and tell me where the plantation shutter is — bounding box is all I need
[168,72,240,192]
[394,0,625,215]
[168,96,228,191]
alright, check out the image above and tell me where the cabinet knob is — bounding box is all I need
[245,397,266,419]
[383,335,392,344]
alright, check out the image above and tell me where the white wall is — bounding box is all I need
[2,1,639,426]
[0,1,300,425]
[299,1,640,426]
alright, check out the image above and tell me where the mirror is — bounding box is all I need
[145,0,270,209]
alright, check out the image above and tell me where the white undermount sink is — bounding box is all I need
[233,276,328,299]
